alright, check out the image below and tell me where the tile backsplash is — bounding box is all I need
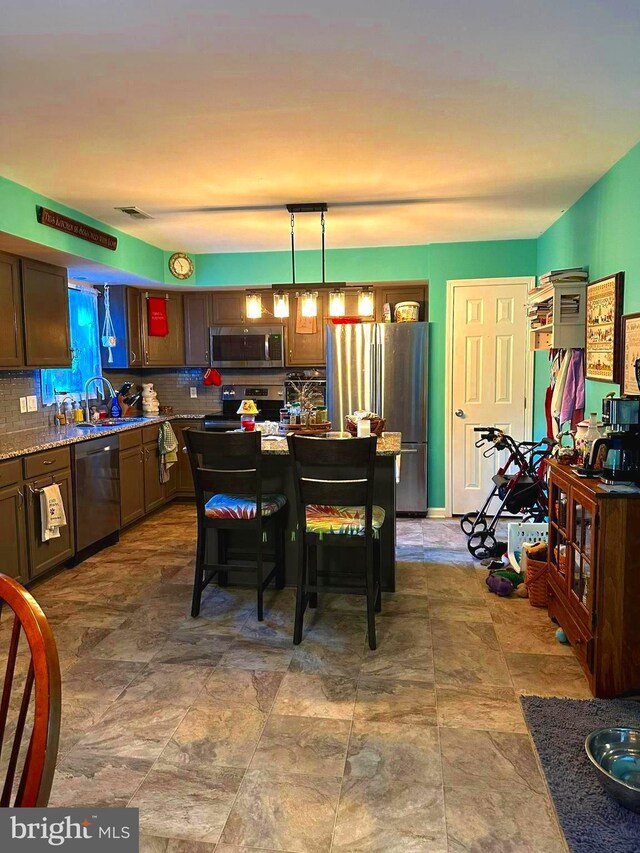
[105,368,287,415]
[0,371,54,432]
[0,367,288,435]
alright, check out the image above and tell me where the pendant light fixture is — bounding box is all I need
[358,288,375,317]
[273,290,290,318]
[329,289,346,317]
[300,290,319,317]
[245,292,262,320]
[286,202,328,320]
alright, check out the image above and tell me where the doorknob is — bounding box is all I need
[455,409,465,418]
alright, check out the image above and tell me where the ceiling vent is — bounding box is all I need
[114,206,153,220]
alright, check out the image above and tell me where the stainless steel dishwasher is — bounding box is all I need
[73,435,120,553]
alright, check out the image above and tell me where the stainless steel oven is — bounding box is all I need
[209,325,285,368]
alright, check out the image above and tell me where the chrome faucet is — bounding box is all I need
[84,376,117,423]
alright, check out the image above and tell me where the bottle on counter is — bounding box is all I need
[110,397,121,418]
[55,401,66,427]
[73,401,84,423]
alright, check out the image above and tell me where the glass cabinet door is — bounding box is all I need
[549,480,569,587]
[570,496,595,619]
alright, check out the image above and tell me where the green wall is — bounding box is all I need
[0,177,170,284]
[535,141,640,436]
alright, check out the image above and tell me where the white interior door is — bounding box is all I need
[451,280,529,516]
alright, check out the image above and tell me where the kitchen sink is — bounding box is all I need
[76,417,148,429]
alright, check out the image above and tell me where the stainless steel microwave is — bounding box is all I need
[209,325,285,368]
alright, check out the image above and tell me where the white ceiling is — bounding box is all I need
[1,0,639,254]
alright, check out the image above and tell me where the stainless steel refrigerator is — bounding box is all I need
[326,322,428,514]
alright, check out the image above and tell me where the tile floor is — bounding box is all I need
[9,504,589,851]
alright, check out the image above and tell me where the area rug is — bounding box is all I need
[521,696,640,853]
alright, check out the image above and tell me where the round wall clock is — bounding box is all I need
[168,252,194,280]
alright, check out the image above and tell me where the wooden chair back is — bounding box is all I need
[0,574,61,807]
[287,435,378,534]
[184,429,263,512]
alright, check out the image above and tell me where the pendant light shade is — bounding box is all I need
[328,289,346,318]
[358,289,375,317]
[245,292,262,320]
[300,290,318,318]
[273,291,290,318]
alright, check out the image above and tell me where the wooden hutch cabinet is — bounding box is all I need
[547,460,640,697]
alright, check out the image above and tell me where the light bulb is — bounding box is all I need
[329,290,346,317]
[300,291,318,318]
[273,291,290,318]
[245,293,262,320]
[358,289,374,317]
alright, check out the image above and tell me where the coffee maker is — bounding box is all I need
[588,397,640,484]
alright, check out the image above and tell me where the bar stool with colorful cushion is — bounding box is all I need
[287,433,384,650]
[184,429,287,621]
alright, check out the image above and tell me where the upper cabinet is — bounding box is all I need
[286,291,329,367]
[184,292,211,366]
[210,290,274,325]
[374,282,428,322]
[0,253,71,370]
[0,251,24,368]
[21,259,71,367]
[97,286,186,368]
[141,290,185,366]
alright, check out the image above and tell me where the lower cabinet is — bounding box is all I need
[143,439,165,513]
[119,444,146,527]
[0,483,29,583]
[25,470,74,579]
[172,420,199,496]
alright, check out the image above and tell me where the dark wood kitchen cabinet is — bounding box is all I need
[210,290,274,325]
[171,419,200,496]
[25,468,74,579]
[141,290,185,367]
[97,285,145,369]
[285,290,329,367]
[374,281,428,322]
[142,426,165,513]
[184,292,211,366]
[21,258,71,367]
[0,458,28,584]
[0,251,24,368]
[119,431,146,528]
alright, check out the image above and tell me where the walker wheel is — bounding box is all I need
[460,512,486,536]
[467,530,497,560]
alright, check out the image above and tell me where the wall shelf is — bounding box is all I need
[527,281,586,351]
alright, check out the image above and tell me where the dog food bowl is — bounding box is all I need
[585,727,640,812]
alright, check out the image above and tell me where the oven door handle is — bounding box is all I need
[264,334,270,362]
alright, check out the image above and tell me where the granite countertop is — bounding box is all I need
[260,431,402,456]
[0,416,401,461]
[0,417,174,461]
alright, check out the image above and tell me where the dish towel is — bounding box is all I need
[40,484,67,542]
[159,421,178,484]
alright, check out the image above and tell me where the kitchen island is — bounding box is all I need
[206,431,401,592]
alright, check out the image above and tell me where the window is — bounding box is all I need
[41,285,102,405]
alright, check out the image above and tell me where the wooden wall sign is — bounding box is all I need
[36,206,118,251]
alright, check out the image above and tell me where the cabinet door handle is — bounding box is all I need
[42,460,54,466]
[131,350,137,363]
[145,351,149,364]
[17,488,24,508]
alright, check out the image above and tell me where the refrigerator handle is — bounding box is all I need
[373,325,381,416]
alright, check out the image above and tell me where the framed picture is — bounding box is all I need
[621,312,640,397]
[585,272,625,383]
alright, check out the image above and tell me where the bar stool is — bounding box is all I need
[287,433,384,650]
[184,429,287,621]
